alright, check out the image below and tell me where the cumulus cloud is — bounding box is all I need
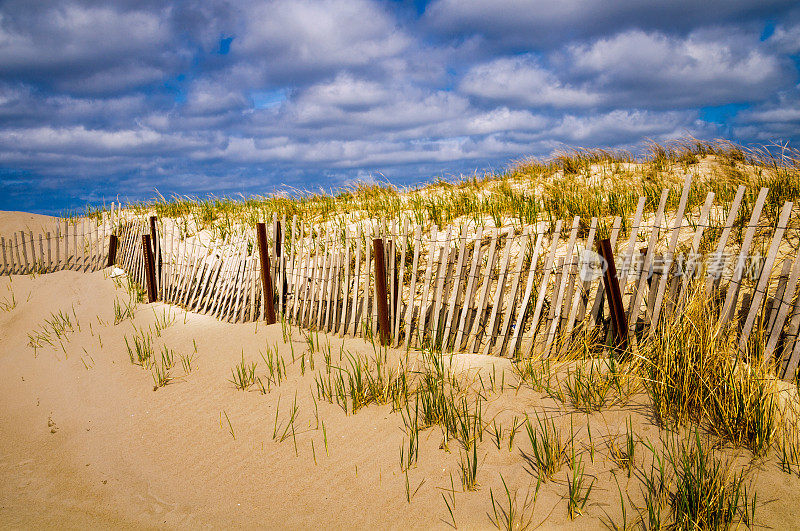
[234,0,411,85]
[566,29,790,107]
[0,2,181,94]
[460,56,601,108]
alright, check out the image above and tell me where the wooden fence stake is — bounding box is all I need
[107,234,118,267]
[257,222,277,324]
[598,238,628,351]
[373,238,391,345]
[142,234,157,303]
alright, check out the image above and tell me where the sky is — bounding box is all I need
[0,1,798,214]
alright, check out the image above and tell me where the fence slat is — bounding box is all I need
[736,201,793,353]
[431,226,453,346]
[72,220,77,271]
[400,224,423,348]
[454,227,484,351]
[442,226,469,351]
[388,221,396,329]
[303,240,318,328]
[349,234,363,336]
[544,216,580,355]
[81,218,86,271]
[415,225,438,347]
[523,220,564,356]
[566,217,598,338]
[466,231,499,353]
[507,231,545,357]
[495,227,531,356]
[719,187,769,324]
[766,252,800,361]
[482,227,516,356]
[704,185,746,296]
[19,231,29,273]
[339,241,352,336]
[311,233,328,329]
[628,189,669,335]
[393,217,410,344]
[649,175,693,329]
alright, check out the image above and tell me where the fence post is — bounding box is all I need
[373,238,391,345]
[107,234,118,267]
[257,222,277,324]
[597,238,628,352]
[142,234,157,303]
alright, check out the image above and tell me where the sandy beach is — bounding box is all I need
[1,230,800,529]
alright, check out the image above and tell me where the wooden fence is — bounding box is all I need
[4,179,800,380]
[0,216,113,275]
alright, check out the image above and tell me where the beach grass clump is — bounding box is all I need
[180,351,196,374]
[151,359,172,389]
[637,431,756,530]
[152,307,175,336]
[706,358,778,457]
[563,360,614,413]
[521,413,568,482]
[259,343,287,392]
[125,327,154,368]
[27,308,80,356]
[230,352,257,390]
[608,416,637,478]
[314,349,409,414]
[113,296,136,324]
[459,442,479,491]
[640,285,779,456]
[399,399,420,472]
[415,351,484,450]
[512,357,565,402]
[488,474,538,530]
[566,449,594,520]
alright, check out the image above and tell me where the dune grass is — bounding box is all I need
[97,138,798,260]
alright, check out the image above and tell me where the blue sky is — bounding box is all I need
[0,1,798,214]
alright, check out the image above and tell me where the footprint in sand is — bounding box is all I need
[47,415,57,434]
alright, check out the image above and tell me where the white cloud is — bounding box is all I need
[238,0,410,72]
[0,125,200,155]
[0,4,172,69]
[460,56,601,108]
[567,29,789,106]
[550,109,698,144]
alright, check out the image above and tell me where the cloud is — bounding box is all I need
[235,0,411,85]
[460,56,601,108]
[422,0,798,49]
[0,2,181,94]
[550,109,700,144]
[566,29,790,107]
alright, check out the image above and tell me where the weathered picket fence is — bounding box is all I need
[3,178,800,380]
[0,215,114,275]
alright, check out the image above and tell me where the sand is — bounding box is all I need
[2,212,800,528]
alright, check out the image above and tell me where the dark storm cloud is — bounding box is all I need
[0,0,797,213]
[422,0,799,49]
